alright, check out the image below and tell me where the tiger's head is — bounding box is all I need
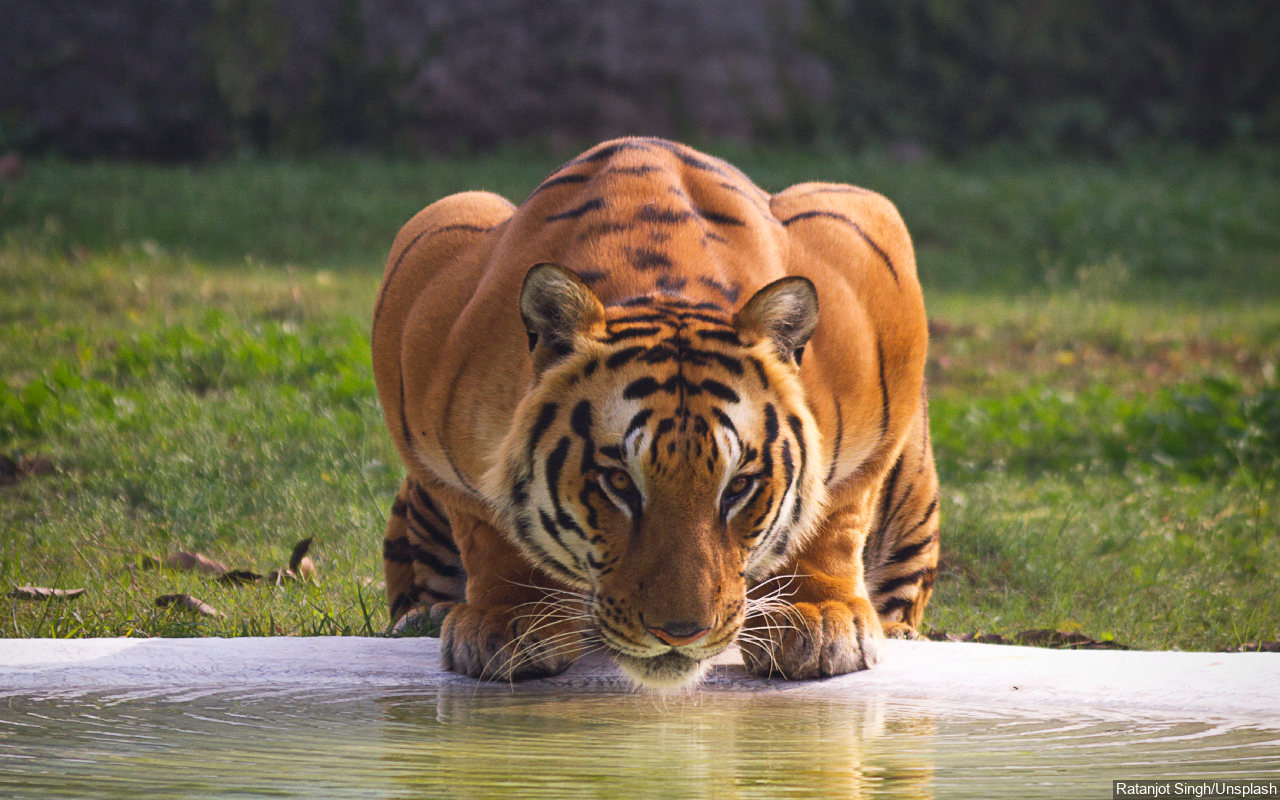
[486,264,828,688]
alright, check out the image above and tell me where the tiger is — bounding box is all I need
[372,137,939,689]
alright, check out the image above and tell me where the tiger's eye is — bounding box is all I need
[608,470,633,492]
[728,475,750,495]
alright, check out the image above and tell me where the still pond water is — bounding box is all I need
[2,687,1278,799]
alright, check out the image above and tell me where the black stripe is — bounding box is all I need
[877,338,890,439]
[606,346,646,369]
[539,509,578,560]
[876,596,914,616]
[547,198,606,222]
[695,207,746,227]
[603,164,662,177]
[907,496,939,536]
[825,401,844,485]
[389,591,415,619]
[684,348,742,375]
[543,437,590,570]
[610,312,671,325]
[411,482,447,526]
[636,204,693,225]
[763,404,780,446]
[695,329,742,345]
[575,221,632,241]
[656,274,687,293]
[701,379,740,403]
[781,210,898,283]
[698,276,741,303]
[780,440,798,523]
[630,248,672,270]
[442,445,479,495]
[624,377,662,399]
[649,417,674,463]
[876,566,936,597]
[577,269,606,284]
[890,530,938,565]
[528,402,559,458]
[560,140,654,169]
[711,407,738,439]
[383,536,413,564]
[885,482,917,532]
[406,502,459,555]
[393,532,462,579]
[746,356,769,388]
[618,296,657,308]
[397,372,414,465]
[390,498,407,519]
[787,414,808,522]
[643,138,736,180]
[528,173,590,198]
[604,326,662,343]
[571,400,593,441]
[877,455,904,536]
[625,409,654,440]
[675,310,736,328]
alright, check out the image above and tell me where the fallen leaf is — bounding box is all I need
[154,593,222,617]
[931,629,1128,650]
[1228,641,1280,653]
[1016,629,1128,649]
[9,586,87,600]
[295,556,317,580]
[217,569,264,585]
[163,551,228,575]
[288,537,313,572]
[266,568,297,584]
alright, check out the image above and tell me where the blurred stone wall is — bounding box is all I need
[3,0,1275,158]
[0,0,829,157]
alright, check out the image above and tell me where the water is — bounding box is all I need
[2,686,1277,799]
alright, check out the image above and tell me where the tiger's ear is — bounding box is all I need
[734,277,819,366]
[520,263,606,370]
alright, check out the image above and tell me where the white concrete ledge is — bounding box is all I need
[2,637,1277,724]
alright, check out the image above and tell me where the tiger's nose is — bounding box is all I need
[645,620,712,647]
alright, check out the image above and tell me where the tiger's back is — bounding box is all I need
[373,138,939,685]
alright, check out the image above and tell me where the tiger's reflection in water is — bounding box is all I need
[376,685,936,800]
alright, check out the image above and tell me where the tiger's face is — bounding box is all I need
[488,265,828,687]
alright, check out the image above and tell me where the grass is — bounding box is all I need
[1,143,1278,650]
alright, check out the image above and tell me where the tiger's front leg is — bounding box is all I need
[741,500,883,679]
[438,510,589,681]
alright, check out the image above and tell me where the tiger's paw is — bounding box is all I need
[883,621,926,640]
[439,602,584,681]
[389,606,436,637]
[741,596,883,679]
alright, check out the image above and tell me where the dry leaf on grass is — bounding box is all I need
[164,551,229,575]
[9,586,87,600]
[289,537,317,580]
[1227,641,1280,653]
[141,552,229,575]
[155,593,222,617]
[932,629,1129,650]
[216,569,265,585]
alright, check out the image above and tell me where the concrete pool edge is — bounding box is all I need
[2,637,1276,723]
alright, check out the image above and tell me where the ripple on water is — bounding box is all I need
[2,688,1278,799]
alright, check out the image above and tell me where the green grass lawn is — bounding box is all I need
[2,144,1278,649]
